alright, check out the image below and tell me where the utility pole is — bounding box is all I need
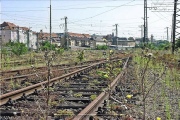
[0,35,2,69]
[166,27,169,41]
[27,29,30,50]
[149,0,179,53]
[50,0,52,50]
[147,16,148,43]
[16,26,19,42]
[143,0,147,119]
[114,24,118,49]
[64,16,68,49]
[144,0,148,47]
[139,25,144,39]
[172,0,178,54]
[36,33,39,51]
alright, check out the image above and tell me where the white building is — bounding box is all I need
[29,32,37,49]
[0,21,37,49]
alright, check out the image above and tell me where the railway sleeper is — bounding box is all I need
[3,98,14,107]
[18,93,35,102]
[127,100,136,104]
[0,110,21,116]
[56,104,86,109]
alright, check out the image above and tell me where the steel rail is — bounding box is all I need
[73,56,130,120]
[1,65,89,81]
[0,59,104,78]
[0,57,121,106]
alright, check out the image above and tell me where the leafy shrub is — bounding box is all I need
[74,93,82,98]
[175,38,180,50]
[55,47,64,55]
[6,42,28,56]
[96,45,108,50]
[41,41,56,51]
[77,50,84,62]
[90,94,97,101]
[55,109,74,117]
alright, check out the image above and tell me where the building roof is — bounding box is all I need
[83,34,91,38]
[67,32,91,41]
[91,36,106,42]
[0,21,17,30]
[128,37,135,41]
[0,22,30,31]
[38,32,58,39]
[68,32,84,38]
[20,27,29,31]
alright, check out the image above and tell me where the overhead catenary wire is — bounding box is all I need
[69,0,136,24]
[1,4,144,12]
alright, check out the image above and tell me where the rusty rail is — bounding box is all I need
[1,65,89,81]
[73,56,130,120]
[0,59,102,78]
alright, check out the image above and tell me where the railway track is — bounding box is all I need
[73,57,130,120]
[0,59,104,79]
[0,57,123,105]
[0,56,130,120]
[0,59,111,95]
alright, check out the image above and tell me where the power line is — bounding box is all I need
[69,0,136,24]
[52,4,143,10]
[2,4,144,12]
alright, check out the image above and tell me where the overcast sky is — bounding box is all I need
[0,0,178,40]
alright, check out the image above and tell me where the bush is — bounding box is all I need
[41,41,56,51]
[77,50,84,62]
[175,38,180,50]
[90,94,97,101]
[6,42,28,56]
[55,48,64,55]
[96,45,108,50]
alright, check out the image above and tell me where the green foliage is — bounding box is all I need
[90,94,97,101]
[10,80,21,90]
[45,87,54,92]
[175,38,180,50]
[96,45,108,50]
[136,41,171,50]
[92,79,100,85]
[1,47,10,55]
[41,41,56,51]
[6,42,28,56]
[55,109,74,117]
[165,100,171,120]
[73,93,82,98]
[96,70,109,79]
[49,101,58,107]
[59,98,65,104]
[55,47,64,55]
[77,50,84,62]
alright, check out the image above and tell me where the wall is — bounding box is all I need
[96,41,106,46]
[127,41,135,47]
[10,31,18,42]
[29,32,37,49]
[18,29,27,44]
[0,30,12,44]
[117,41,127,46]
[70,40,75,46]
